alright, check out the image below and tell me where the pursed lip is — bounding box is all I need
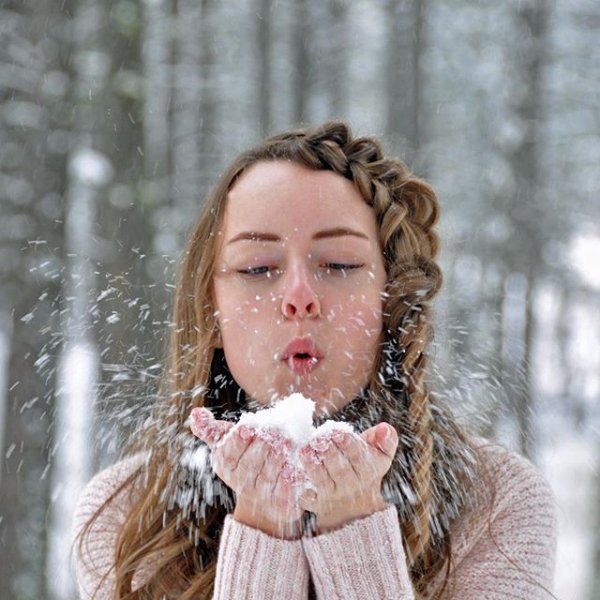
[281,338,324,375]
[281,338,324,361]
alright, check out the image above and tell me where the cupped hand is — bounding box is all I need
[190,407,304,538]
[297,423,398,532]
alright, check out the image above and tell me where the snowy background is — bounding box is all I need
[0,1,598,599]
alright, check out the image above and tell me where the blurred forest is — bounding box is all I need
[0,0,598,598]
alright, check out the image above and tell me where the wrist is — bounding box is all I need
[316,494,388,533]
[233,496,303,540]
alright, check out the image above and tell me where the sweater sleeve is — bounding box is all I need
[302,506,415,600]
[213,516,310,600]
[73,455,310,599]
[445,444,557,599]
[299,443,557,600]
[72,455,145,599]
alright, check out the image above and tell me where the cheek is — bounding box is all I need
[217,294,278,335]
[342,292,383,332]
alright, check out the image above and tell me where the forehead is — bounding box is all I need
[222,161,376,238]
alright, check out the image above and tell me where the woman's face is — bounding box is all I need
[213,161,387,416]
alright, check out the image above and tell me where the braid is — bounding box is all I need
[259,122,472,595]
[385,262,439,578]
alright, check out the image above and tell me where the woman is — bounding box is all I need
[73,121,557,599]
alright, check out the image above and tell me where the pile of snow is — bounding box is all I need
[227,393,354,451]
[233,393,354,447]
[186,394,356,477]
[222,393,354,490]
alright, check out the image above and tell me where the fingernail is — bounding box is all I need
[190,418,210,438]
[238,425,254,441]
[380,424,390,440]
[337,432,350,447]
[331,430,346,444]
[310,437,330,453]
[274,438,293,456]
[192,407,211,422]
[299,445,312,458]
[190,410,201,426]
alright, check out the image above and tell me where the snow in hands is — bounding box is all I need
[189,393,355,483]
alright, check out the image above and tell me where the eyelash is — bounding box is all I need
[237,263,364,278]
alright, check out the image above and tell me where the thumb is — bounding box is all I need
[362,423,398,458]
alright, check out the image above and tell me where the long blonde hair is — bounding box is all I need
[77,121,475,599]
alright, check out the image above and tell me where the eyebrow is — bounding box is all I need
[226,227,370,245]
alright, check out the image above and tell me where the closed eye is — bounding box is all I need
[236,263,365,279]
[321,263,365,277]
[237,266,280,279]
[239,266,269,275]
[325,263,363,270]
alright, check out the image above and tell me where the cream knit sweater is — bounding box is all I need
[73,440,557,599]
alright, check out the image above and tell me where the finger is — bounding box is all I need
[320,439,354,483]
[299,445,334,489]
[270,454,302,513]
[213,425,256,473]
[362,423,398,459]
[190,408,234,447]
[280,461,306,486]
[331,432,368,478]
[209,421,235,446]
[259,446,287,490]
[190,407,214,440]
[257,427,293,452]
[235,436,271,489]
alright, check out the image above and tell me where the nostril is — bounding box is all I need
[281,295,319,319]
[284,304,296,317]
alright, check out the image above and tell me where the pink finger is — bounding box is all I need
[333,433,368,477]
[256,427,283,446]
[190,409,234,448]
[280,462,306,484]
[362,423,398,457]
[190,407,214,438]
[299,445,324,465]
[310,436,331,453]
[320,442,353,482]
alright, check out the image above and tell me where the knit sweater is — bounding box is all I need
[72,439,557,599]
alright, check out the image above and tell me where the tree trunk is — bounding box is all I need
[198,0,219,190]
[0,311,12,487]
[592,436,600,600]
[325,0,348,118]
[142,0,173,203]
[171,0,203,226]
[555,284,576,420]
[504,0,550,459]
[0,3,65,598]
[291,0,310,124]
[384,0,425,156]
[256,0,273,137]
[46,0,114,597]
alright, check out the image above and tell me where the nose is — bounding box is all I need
[281,265,321,320]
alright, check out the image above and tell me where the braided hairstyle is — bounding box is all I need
[81,121,475,599]
[244,122,474,593]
